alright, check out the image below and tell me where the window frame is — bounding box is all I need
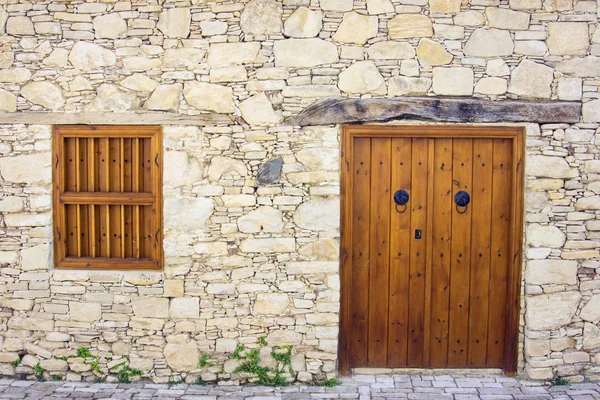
[52,125,163,271]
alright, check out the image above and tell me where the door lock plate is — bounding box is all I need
[415,229,422,239]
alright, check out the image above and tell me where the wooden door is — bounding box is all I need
[339,126,524,374]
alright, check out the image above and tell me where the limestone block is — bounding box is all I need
[508,59,553,99]
[525,338,551,357]
[274,39,339,68]
[146,84,182,112]
[164,197,214,231]
[296,147,339,171]
[388,76,432,96]
[527,224,566,247]
[0,197,24,213]
[46,333,70,342]
[583,99,600,122]
[253,293,290,315]
[163,150,202,188]
[238,206,284,233]
[557,77,582,101]
[584,323,600,350]
[575,196,600,210]
[35,22,62,35]
[200,20,228,36]
[183,82,235,113]
[464,28,514,57]
[70,76,93,91]
[547,22,589,56]
[526,155,576,178]
[123,57,161,71]
[416,38,453,66]
[564,351,590,363]
[207,43,261,68]
[43,49,69,68]
[216,338,237,353]
[194,242,228,256]
[120,74,159,93]
[164,341,199,371]
[207,156,247,182]
[21,82,65,110]
[0,154,51,185]
[267,330,303,345]
[93,14,127,39]
[510,0,542,8]
[240,238,296,253]
[306,313,339,325]
[0,7,7,35]
[69,302,101,322]
[0,52,13,69]
[294,198,340,231]
[157,8,191,38]
[333,12,378,45]
[388,15,433,38]
[282,85,341,97]
[6,16,34,35]
[0,68,31,83]
[433,24,464,39]
[430,0,461,14]
[486,7,530,30]
[210,66,248,83]
[526,292,581,330]
[320,0,354,11]
[581,295,600,322]
[556,56,600,77]
[239,93,282,126]
[279,280,309,292]
[525,260,577,285]
[163,48,206,69]
[40,359,68,372]
[206,283,235,295]
[367,41,415,59]
[68,42,116,71]
[85,84,138,112]
[474,77,507,95]
[367,0,395,14]
[454,11,485,26]
[240,0,282,35]
[283,7,322,38]
[298,239,339,261]
[8,316,54,331]
[514,41,548,56]
[170,298,199,319]
[0,89,16,112]
[432,67,474,96]
[338,61,386,95]
[132,298,169,318]
[20,244,51,271]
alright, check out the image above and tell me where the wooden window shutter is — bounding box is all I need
[52,126,163,270]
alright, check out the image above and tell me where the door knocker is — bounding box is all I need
[393,190,409,213]
[454,191,470,214]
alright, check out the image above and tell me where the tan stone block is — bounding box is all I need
[547,22,589,56]
[416,38,452,66]
[253,293,289,315]
[164,280,184,297]
[131,298,169,318]
[429,0,461,14]
[388,14,433,39]
[69,302,101,322]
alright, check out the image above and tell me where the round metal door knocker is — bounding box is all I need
[393,189,409,213]
[454,191,470,214]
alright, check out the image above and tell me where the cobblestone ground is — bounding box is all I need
[0,375,598,400]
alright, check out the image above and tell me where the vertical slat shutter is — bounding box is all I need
[53,126,162,270]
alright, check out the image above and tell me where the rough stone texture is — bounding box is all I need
[93,14,127,39]
[0,89,16,113]
[207,43,261,68]
[367,42,415,60]
[508,59,553,99]
[486,7,530,30]
[164,341,199,371]
[526,292,581,331]
[388,15,433,38]
[464,28,514,57]
[294,198,340,231]
[527,224,566,247]
[68,42,116,71]
[85,84,138,112]
[257,158,283,185]
[474,77,507,95]
[367,0,395,14]
[183,82,235,113]
[157,8,191,38]
[146,84,182,112]
[338,61,386,95]
[283,7,322,38]
[20,82,65,111]
[388,77,432,96]
[416,39,453,66]
[547,22,590,56]
[333,12,378,45]
[239,93,282,126]
[274,39,339,67]
[241,0,283,35]
[525,260,578,285]
[430,0,462,14]
[432,67,474,96]
[580,295,600,322]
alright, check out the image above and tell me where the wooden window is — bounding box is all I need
[52,126,163,270]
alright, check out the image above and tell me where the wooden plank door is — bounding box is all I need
[340,126,524,374]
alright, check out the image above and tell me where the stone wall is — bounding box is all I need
[0,0,599,384]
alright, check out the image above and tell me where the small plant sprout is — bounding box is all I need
[317,377,340,387]
[198,353,213,368]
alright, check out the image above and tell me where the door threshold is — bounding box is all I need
[352,368,504,376]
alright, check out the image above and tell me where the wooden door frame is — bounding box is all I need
[338,124,525,376]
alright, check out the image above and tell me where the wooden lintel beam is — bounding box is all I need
[0,112,233,126]
[285,97,582,126]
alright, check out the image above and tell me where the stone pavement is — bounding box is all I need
[0,375,598,400]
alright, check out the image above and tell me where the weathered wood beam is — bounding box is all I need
[286,97,582,126]
[0,112,233,126]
